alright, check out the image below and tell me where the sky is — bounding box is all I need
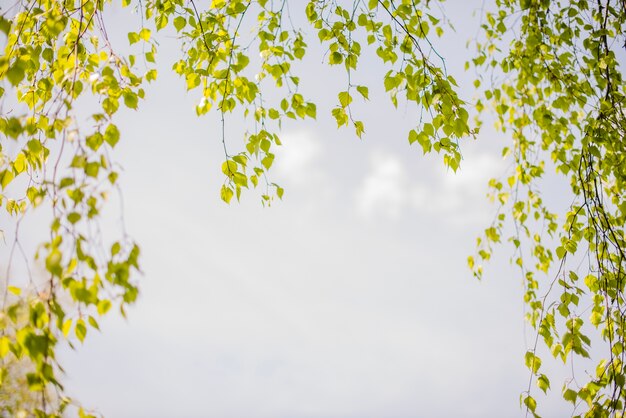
[1,1,580,417]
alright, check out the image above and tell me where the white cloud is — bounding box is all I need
[412,151,505,225]
[442,152,503,190]
[354,149,504,223]
[354,152,408,219]
[274,130,322,185]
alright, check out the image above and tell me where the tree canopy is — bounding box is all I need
[0,0,625,416]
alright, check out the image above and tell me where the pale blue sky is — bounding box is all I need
[2,1,580,417]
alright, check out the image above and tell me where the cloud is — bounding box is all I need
[442,152,503,190]
[274,130,322,185]
[354,152,408,219]
[354,149,505,223]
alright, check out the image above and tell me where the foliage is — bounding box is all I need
[0,0,624,416]
[0,295,59,416]
[469,0,626,416]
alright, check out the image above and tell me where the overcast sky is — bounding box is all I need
[2,1,579,417]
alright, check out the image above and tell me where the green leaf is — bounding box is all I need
[0,16,11,35]
[128,32,140,45]
[261,154,274,170]
[27,139,43,154]
[11,154,25,172]
[331,107,348,127]
[537,374,550,393]
[97,300,112,315]
[62,319,73,337]
[221,185,234,204]
[67,212,81,224]
[146,69,158,82]
[85,162,100,178]
[86,133,104,150]
[356,85,369,100]
[338,91,352,108]
[45,250,62,276]
[0,170,14,189]
[0,336,10,357]
[139,28,151,41]
[75,319,87,342]
[233,172,248,188]
[269,108,280,119]
[123,92,139,109]
[6,62,25,86]
[564,240,577,254]
[174,16,186,32]
[105,124,121,147]
[563,388,577,403]
[156,14,168,30]
[329,51,343,64]
[88,316,100,330]
[221,160,237,177]
[7,286,21,296]
[524,351,542,373]
[354,120,364,138]
[305,103,317,119]
[102,97,119,115]
[522,395,537,412]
